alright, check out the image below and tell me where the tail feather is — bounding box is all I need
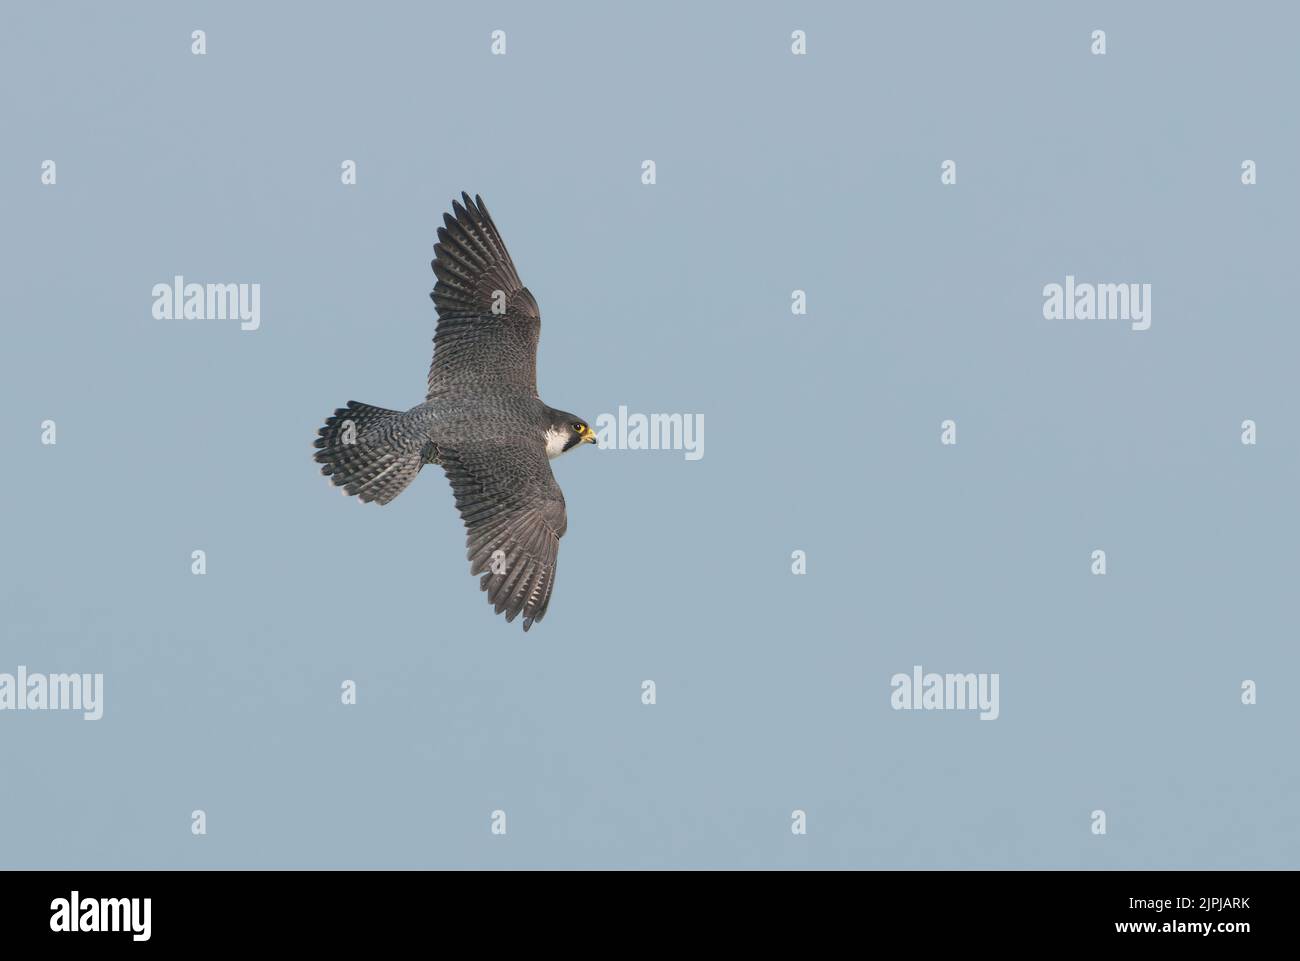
[313,401,425,505]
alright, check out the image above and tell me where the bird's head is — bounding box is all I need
[544,409,597,459]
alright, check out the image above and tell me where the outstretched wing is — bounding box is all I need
[427,193,541,400]
[439,438,568,631]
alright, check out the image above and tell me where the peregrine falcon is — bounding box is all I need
[313,193,596,631]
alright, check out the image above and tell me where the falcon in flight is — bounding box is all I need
[313,193,596,630]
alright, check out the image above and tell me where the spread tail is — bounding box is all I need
[313,401,427,505]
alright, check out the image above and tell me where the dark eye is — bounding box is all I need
[572,422,584,432]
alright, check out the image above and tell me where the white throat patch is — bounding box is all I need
[544,427,571,459]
